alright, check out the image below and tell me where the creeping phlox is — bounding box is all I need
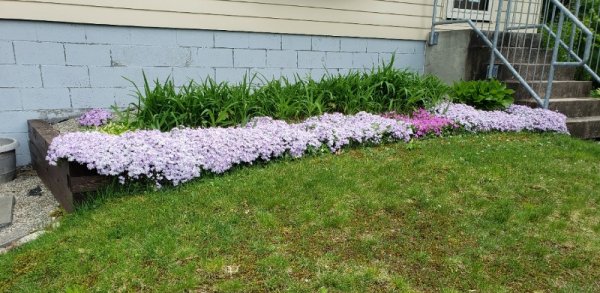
[383,109,458,137]
[47,112,413,185]
[77,108,113,127]
[435,103,569,134]
[47,104,569,186]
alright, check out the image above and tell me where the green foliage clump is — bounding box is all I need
[98,121,134,135]
[591,88,600,98]
[450,79,515,110]
[111,59,449,132]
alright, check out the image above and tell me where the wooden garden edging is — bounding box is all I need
[28,120,111,212]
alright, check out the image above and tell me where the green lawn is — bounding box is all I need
[1,133,600,292]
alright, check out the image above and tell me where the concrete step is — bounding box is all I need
[498,64,577,81]
[518,98,600,118]
[567,116,600,139]
[499,47,553,64]
[506,80,594,99]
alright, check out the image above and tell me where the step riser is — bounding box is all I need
[567,120,600,139]
[499,48,553,64]
[507,82,593,99]
[498,65,576,81]
[477,32,544,48]
[496,35,544,48]
[518,99,600,118]
[471,47,553,65]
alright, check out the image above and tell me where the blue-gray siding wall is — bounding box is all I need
[0,20,426,166]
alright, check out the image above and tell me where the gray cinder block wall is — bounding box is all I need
[0,20,426,166]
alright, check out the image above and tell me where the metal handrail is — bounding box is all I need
[430,0,597,108]
[556,0,600,83]
[579,0,600,82]
[508,0,594,65]
[506,21,599,82]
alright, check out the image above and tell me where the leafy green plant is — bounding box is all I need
[450,80,515,110]
[99,121,135,135]
[110,58,449,132]
[591,88,600,98]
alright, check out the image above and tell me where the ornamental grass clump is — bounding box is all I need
[47,112,412,185]
[114,58,449,132]
[436,103,569,134]
[382,109,458,137]
[78,108,113,127]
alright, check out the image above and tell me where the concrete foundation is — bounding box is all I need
[425,30,473,84]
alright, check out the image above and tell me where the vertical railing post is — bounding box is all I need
[504,0,514,31]
[545,12,566,109]
[568,0,581,54]
[487,0,505,79]
[430,0,439,45]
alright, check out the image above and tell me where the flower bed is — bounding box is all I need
[436,103,569,134]
[47,112,412,185]
[45,103,569,188]
[28,120,112,212]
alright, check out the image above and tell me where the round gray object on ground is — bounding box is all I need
[0,138,18,184]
